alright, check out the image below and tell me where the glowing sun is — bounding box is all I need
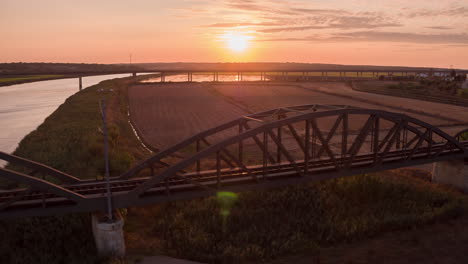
[220,32,253,53]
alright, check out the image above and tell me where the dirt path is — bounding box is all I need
[301,82,468,128]
[211,83,466,127]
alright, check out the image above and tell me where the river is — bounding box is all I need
[0,74,131,157]
[0,72,263,164]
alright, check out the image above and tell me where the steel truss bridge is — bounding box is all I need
[1,105,467,219]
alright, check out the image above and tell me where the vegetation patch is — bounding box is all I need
[0,74,64,82]
[0,76,148,263]
[353,80,468,107]
[0,75,67,86]
[126,173,466,263]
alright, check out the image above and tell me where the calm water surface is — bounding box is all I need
[0,74,129,156]
[141,73,264,82]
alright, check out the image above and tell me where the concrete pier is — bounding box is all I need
[92,211,126,258]
[432,160,467,192]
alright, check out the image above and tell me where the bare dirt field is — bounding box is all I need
[128,81,468,263]
[213,82,468,132]
[129,81,468,152]
[301,82,468,135]
[128,83,249,150]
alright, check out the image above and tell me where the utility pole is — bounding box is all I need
[129,53,132,64]
[100,99,113,222]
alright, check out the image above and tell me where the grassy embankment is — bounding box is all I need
[0,77,466,263]
[0,75,67,86]
[0,76,148,263]
[353,80,468,107]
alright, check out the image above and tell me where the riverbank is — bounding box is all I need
[0,74,70,87]
[0,74,136,156]
[0,76,149,263]
[1,78,467,263]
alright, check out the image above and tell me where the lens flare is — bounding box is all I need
[217,191,238,216]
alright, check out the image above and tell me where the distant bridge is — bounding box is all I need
[3,68,468,89]
[1,105,467,219]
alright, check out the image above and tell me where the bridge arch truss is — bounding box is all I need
[1,105,467,218]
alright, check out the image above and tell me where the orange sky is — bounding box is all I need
[1,0,468,68]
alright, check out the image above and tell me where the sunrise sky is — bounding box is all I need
[2,0,468,68]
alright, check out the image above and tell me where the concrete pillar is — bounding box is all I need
[132,72,137,77]
[92,211,126,258]
[432,160,467,192]
[79,77,82,91]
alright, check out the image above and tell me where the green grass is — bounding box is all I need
[0,75,64,83]
[0,76,148,263]
[8,77,147,178]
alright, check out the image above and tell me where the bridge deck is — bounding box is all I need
[1,141,466,218]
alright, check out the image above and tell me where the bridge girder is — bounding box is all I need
[1,105,467,218]
[123,107,467,200]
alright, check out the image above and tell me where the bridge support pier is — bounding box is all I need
[79,77,82,91]
[92,211,126,258]
[432,160,467,192]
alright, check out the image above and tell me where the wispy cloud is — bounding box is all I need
[406,6,468,17]
[202,22,281,28]
[257,19,402,33]
[169,0,468,45]
[261,31,468,45]
[426,26,453,30]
